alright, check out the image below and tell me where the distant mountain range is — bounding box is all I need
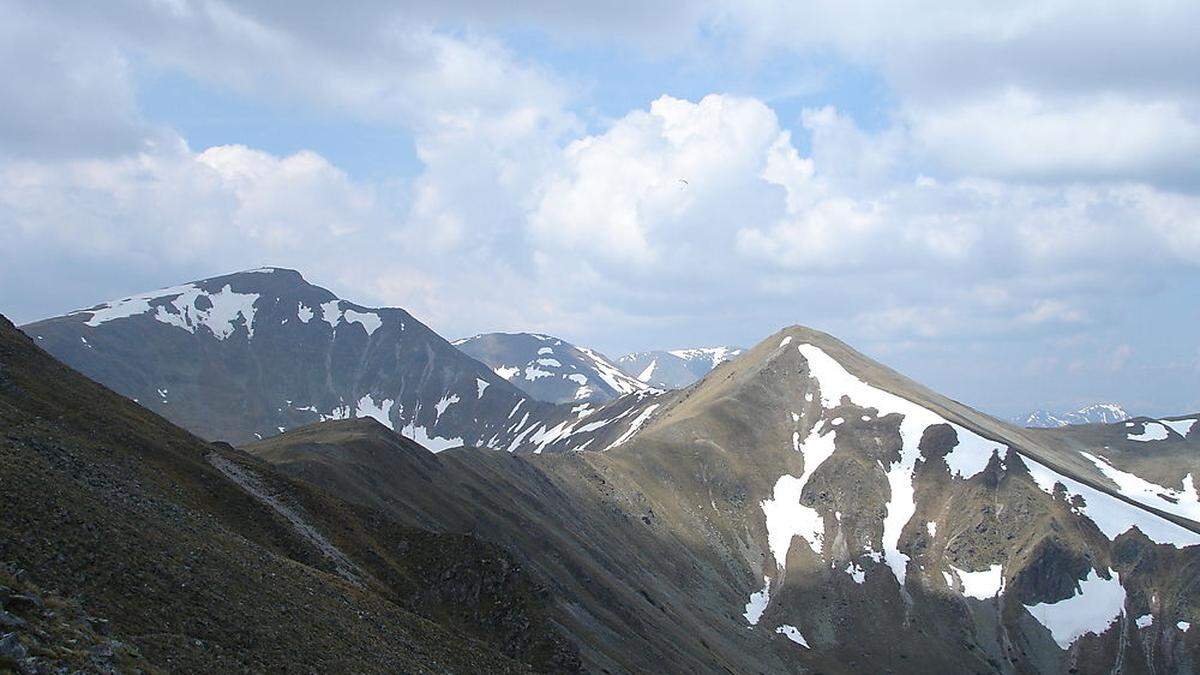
[617,346,744,388]
[1017,403,1130,427]
[453,332,651,404]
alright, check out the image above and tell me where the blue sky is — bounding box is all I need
[0,1,1197,418]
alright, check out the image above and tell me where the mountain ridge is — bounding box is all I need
[453,331,651,404]
[1018,403,1131,428]
[617,345,744,388]
[247,321,1200,673]
[21,267,665,455]
[0,311,577,672]
[15,271,1200,672]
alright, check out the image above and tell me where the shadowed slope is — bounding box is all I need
[0,313,577,672]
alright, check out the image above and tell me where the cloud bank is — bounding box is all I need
[1,0,1197,415]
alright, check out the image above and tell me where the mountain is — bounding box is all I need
[248,325,1200,674]
[21,268,661,454]
[453,332,651,404]
[1018,403,1131,428]
[17,270,1200,672]
[0,313,577,672]
[617,346,743,388]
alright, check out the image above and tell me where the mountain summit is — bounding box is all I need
[453,331,650,404]
[1018,403,1131,427]
[22,268,665,454]
[17,274,1200,673]
[246,322,1200,673]
[617,346,743,388]
[23,267,524,448]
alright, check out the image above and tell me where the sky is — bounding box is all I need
[0,1,1198,418]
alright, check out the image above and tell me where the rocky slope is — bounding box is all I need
[617,346,743,389]
[250,326,1200,674]
[453,332,651,404]
[21,268,661,454]
[0,313,577,673]
[1018,403,1131,428]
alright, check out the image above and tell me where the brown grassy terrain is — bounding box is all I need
[0,313,575,673]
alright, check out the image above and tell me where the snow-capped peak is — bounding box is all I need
[1019,403,1130,428]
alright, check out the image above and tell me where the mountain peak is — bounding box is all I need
[454,331,650,404]
[617,343,744,389]
[1018,402,1131,428]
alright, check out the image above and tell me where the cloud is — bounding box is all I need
[906,89,1200,185]
[529,94,790,271]
[1017,299,1087,326]
[0,139,379,268]
[2,0,1200,415]
[0,2,150,159]
[1108,344,1134,372]
[699,1,1200,188]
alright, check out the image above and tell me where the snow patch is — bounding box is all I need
[944,424,1004,480]
[1163,418,1196,438]
[579,346,651,395]
[153,284,259,340]
[603,403,660,450]
[762,424,837,563]
[950,563,1004,600]
[1080,451,1200,523]
[1025,568,1125,650]
[637,359,657,383]
[1022,453,1200,547]
[402,422,463,453]
[476,378,490,398]
[668,347,742,369]
[434,394,460,421]
[1128,421,1170,442]
[797,343,942,585]
[775,625,809,648]
[342,309,383,335]
[320,300,341,327]
[743,576,770,625]
[1136,614,1154,629]
[354,395,394,429]
[845,561,866,584]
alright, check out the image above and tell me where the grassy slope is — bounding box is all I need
[0,314,575,673]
